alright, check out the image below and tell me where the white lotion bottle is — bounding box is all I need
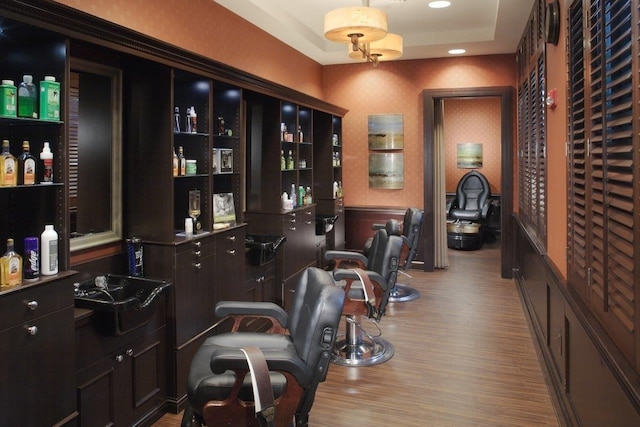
[40,224,58,275]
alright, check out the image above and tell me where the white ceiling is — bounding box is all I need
[213,0,536,65]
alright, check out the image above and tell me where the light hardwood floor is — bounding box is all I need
[154,240,560,427]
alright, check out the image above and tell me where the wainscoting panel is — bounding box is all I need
[514,217,640,426]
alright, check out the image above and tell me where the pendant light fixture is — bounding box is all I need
[324,1,403,66]
[348,33,403,63]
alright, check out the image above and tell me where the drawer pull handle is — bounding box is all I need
[194,250,202,257]
[194,241,202,248]
[289,226,296,231]
[227,249,236,255]
[194,262,202,270]
[115,354,124,363]
[227,235,236,242]
[290,219,296,223]
[25,300,39,311]
[305,220,312,225]
[126,348,134,357]
[305,211,312,215]
[25,326,38,336]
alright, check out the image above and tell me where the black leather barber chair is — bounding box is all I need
[181,267,345,427]
[363,207,424,302]
[324,219,403,366]
[447,170,492,223]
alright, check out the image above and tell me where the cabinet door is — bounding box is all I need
[216,228,246,302]
[76,328,166,427]
[174,239,217,345]
[0,307,75,427]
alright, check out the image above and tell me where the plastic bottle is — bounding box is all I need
[40,225,58,276]
[0,80,17,118]
[39,76,60,121]
[280,150,286,170]
[290,184,297,208]
[190,106,197,133]
[18,75,38,119]
[40,142,53,184]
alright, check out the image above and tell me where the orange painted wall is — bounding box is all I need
[322,55,516,208]
[444,98,502,194]
[53,0,324,99]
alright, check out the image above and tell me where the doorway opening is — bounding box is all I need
[422,87,514,278]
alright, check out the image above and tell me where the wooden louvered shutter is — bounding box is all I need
[567,0,588,300]
[568,0,637,366]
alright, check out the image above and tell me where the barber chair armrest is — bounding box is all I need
[215,301,288,332]
[210,347,312,387]
[481,201,491,219]
[371,223,385,230]
[324,250,368,269]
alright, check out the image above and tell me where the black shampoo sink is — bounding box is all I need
[74,274,172,336]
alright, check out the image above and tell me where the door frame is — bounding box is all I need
[422,86,514,278]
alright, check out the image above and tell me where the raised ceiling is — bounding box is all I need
[213,0,536,65]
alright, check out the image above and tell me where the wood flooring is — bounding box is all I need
[153,241,560,427]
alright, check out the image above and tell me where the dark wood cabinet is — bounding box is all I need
[75,323,167,427]
[0,275,77,427]
[244,257,277,303]
[144,227,245,409]
[215,227,247,302]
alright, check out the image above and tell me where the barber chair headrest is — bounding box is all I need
[385,219,401,236]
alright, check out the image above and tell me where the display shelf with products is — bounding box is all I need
[173,70,212,236]
[0,19,68,278]
[313,112,344,249]
[213,82,243,226]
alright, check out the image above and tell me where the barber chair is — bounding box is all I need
[363,207,424,302]
[181,267,345,427]
[446,171,493,250]
[447,170,492,223]
[324,219,403,366]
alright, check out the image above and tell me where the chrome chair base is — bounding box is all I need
[332,337,394,367]
[388,283,420,303]
[331,315,394,367]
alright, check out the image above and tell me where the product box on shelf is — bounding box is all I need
[212,148,233,174]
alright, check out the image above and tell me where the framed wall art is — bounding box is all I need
[369,152,404,189]
[368,114,404,150]
[456,143,483,169]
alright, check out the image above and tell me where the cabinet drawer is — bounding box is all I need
[175,236,216,264]
[217,229,245,256]
[0,281,73,330]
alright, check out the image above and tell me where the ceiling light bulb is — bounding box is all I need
[448,48,466,55]
[429,1,451,8]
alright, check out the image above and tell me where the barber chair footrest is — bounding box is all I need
[331,336,394,367]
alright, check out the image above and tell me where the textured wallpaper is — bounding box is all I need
[444,97,502,194]
[322,55,516,208]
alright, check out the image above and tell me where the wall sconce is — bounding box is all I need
[546,88,557,109]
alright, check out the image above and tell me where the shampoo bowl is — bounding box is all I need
[74,274,172,336]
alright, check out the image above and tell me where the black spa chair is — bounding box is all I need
[181,267,345,427]
[324,219,403,366]
[447,170,492,223]
[363,207,424,302]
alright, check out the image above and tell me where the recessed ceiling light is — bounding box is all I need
[429,1,451,8]
[448,48,466,55]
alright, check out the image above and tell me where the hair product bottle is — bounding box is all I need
[40,224,58,276]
